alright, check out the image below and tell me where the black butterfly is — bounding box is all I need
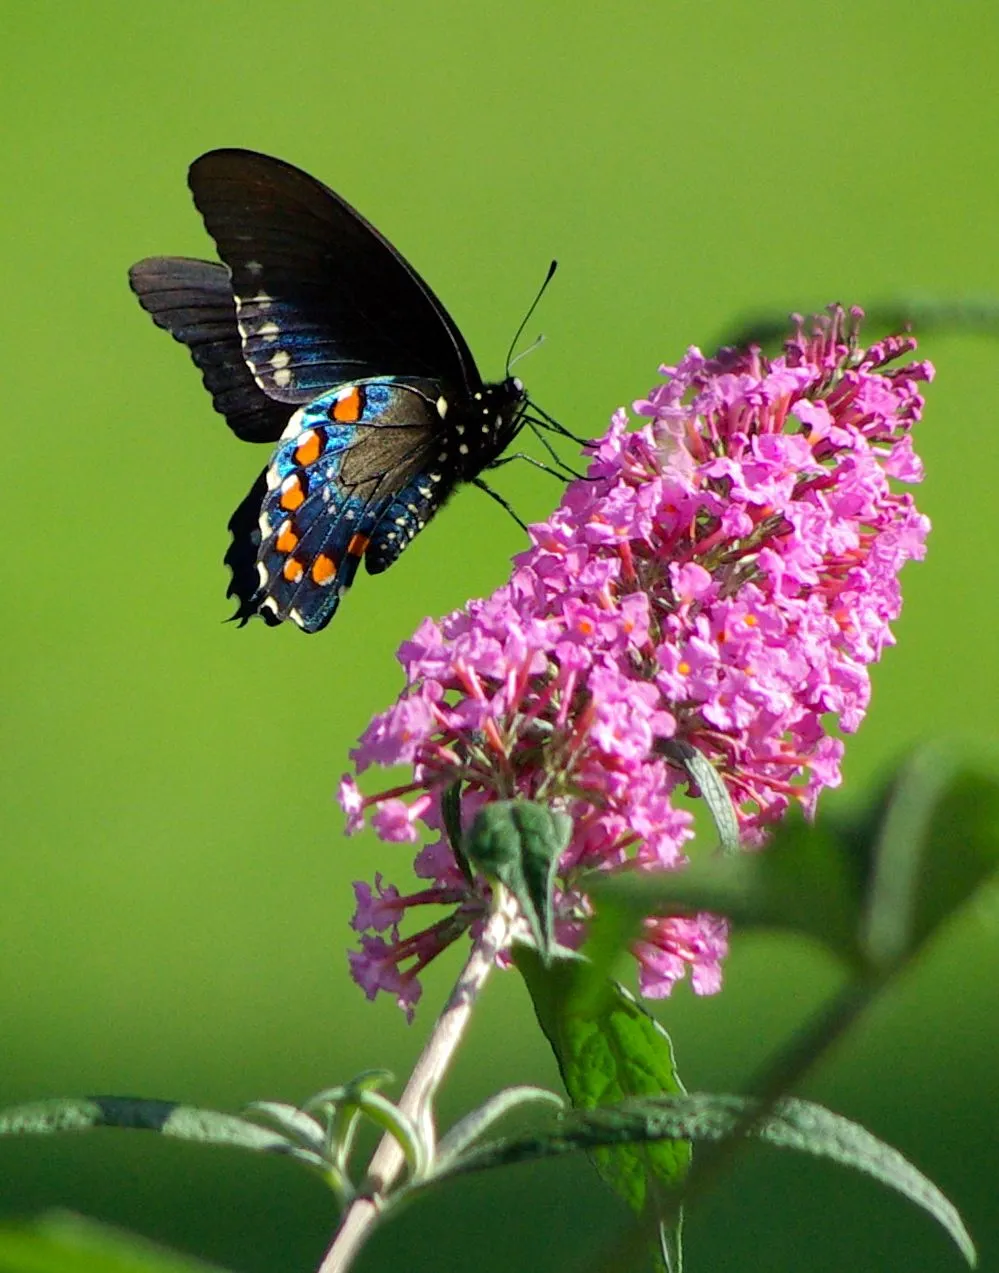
[128,148,533,633]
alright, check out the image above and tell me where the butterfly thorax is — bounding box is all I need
[447,375,527,480]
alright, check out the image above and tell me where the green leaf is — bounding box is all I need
[514,947,689,1268]
[589,807,863,967]
[0,1097,314,1165]
[660,740,740,855]
[441,780,474,885]
[0,1212,228,1273]
[590,742,999,979]
[240,1102,328,1154]
[861,741,999,970]
[430,1093,976,1267]
[435,1086,565,1168]
[465,800,571,958]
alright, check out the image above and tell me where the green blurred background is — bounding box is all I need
[3,2,998,1269]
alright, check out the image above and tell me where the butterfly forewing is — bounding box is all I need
[188,149,480,403]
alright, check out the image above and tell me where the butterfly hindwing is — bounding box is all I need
[187,149,479,404]
[128,256,291,443]
[230,380,458,632]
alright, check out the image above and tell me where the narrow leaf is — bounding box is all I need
[435,1086,565,1167]
[241,1102,327,1153]
[660,739,740,855]
[431,1093,976,1266]
[441,780,474,885]
[0,1097,303,1160]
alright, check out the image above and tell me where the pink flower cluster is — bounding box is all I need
[340,308,932,1018]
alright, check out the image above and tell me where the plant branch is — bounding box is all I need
[317,894,518,1273]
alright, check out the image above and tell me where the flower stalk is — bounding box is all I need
[319,896,519,1272]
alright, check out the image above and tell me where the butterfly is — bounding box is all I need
[128,148,535,633]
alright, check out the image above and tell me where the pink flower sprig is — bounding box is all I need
[340,307,932,1018]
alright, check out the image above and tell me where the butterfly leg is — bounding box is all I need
[526,422,590,479]
[470,478,529,531]
[485,452,573,482]
[526,402,593,448]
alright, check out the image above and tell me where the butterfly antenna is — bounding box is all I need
[506,259,558,376]
[509,331,546,371]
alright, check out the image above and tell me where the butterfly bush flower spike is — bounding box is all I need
[341,307,932,1017]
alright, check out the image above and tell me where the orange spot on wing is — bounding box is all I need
[331,385,364,423]
[311,553,337,585]
[347,533,371,557]
[275,521,299,554]
[280,475,306,511]
[294,429,322,467]
[283,557,304,583]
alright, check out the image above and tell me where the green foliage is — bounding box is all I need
[0,1213,227,1273]
[514,946,689,1270]
[0,1099,290,1158]
[2,746,994,1269]
[428,1093,975,1266]
[589,743,999,978]
[465,800,572,958]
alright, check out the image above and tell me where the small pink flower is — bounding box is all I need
[338,775,365,835]
[350,875,403,936]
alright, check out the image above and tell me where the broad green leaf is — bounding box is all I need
[465,800,571,958]
[514,947,689,1268]
[430,1093,976,1267]
[0,1212,227,1273]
